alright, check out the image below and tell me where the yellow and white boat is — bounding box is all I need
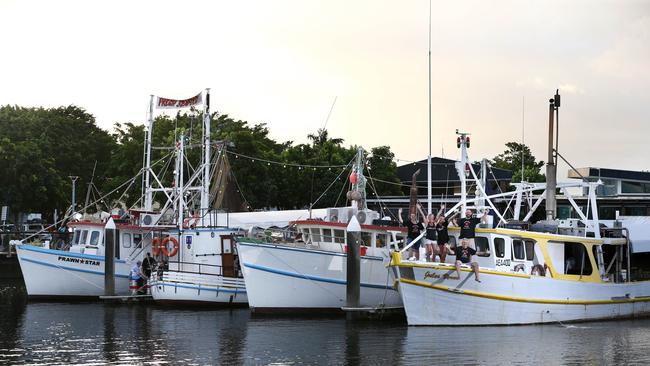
[392,108,650,325]
[390,225,650,325]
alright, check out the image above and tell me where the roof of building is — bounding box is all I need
[569,167,650,182]
[396,157,512,183]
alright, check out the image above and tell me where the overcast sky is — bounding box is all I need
[1,0,648,180]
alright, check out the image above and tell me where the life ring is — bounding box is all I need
[152,237,161,256]
[161,236,179,257]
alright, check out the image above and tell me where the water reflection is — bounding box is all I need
[1,280,650,365]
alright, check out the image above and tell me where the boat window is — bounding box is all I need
[122,233,132,248]
[395,233,407,250]
[133,233,143,248]
[333,229,345,244]
[494,238,505,258]
[361,232,372,246]
[448,236,457,249]
[525,240,535,261]
[89,231,100,245]
[564,242,592,275]
[310,228,322,242]
[475,237,490,257]
[73,231,81,245]
[512,239,525,260]
[322,228,333,243]
[302,229,310,242]
[376,233,388,248]
[80,230,88,245]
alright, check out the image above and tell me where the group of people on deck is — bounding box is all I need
[399,204,489,282]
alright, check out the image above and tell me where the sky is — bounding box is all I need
[1,0,649,180]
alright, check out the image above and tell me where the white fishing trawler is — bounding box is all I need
[236,148,407,312]
[15,213,158,298]
[390,94,650,325]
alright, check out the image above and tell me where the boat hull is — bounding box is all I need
[150,272,247,306]
[16,244,131,298]
[396,264,650,325]
[237,241,402,311]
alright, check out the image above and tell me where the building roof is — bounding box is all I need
[569,167,650,182]
[396,157,512,183]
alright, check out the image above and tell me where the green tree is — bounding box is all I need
[491,142,545,183]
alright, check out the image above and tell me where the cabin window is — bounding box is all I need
[475,237,490,257]
[89,231,100,246]
[73,231,81,245]
[122,233,132,248]
[333,229,345,244]
[361,232,372,246]
[133,234,143,248]
[302,229,310,242]
[494,238,505,258]
[310,228,322,242]
[322,228,333,243]
[512,239,525,260]
[395,233,407,250]
[525,240,536,261]
[376,233,388,248]
[448,236,457,249]
[80,230,88,245]
[564,242,593,276]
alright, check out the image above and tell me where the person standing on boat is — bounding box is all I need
[142,252,156,292]
[130,260,147,295]
[448,239,487,282]
[454,208,489,249]
[398,207,424,261]
[422,213,438,262]
[435,205,455,263]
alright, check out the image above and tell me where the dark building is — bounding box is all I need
[368,157,513,215]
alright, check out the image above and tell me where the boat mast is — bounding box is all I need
[545,90,560,220]
[200,88,211,225]
[427,0,432,216]
[456,130,470,213]
[144,95,155,211]
[176,135,185,228]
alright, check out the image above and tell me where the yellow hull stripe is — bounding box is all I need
[395,262,531,279]
[399,278,650,305]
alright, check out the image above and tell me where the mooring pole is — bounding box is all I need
[104,217,116,296]
[346,215,361,319]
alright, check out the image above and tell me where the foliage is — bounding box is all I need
[0,105,406,219]
[491,142,545,183]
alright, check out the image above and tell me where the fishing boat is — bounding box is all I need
[390,94,650,325]
[236,148,407,312]
[15,213,158,298]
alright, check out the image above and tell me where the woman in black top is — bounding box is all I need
[435,204,456,263]
[423,214,438,262]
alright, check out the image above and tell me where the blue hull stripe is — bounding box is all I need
[237,242,384,261]
[21,256,130,278]
[17,244,126,263]
[242,262,393,290]
[155,282,246,294]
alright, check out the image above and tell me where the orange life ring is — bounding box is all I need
[161,236,179,257]
[152,237,161,256]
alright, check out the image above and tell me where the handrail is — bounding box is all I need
[398,232,426,254]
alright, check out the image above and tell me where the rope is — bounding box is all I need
[227,151,349,169]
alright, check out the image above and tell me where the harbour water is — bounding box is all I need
[1,280,650,365]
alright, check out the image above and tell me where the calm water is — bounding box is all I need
[1,280,650,365]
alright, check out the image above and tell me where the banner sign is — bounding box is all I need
[156,92,203,109]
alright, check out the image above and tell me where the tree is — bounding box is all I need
[491,142,545,183]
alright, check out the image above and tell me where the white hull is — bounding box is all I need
[150,271,247,305]
[16,244,132,297]
[238,241,401,310]
[397,264,650,325]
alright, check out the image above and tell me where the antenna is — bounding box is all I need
[322,96,338,131]
[426,0,433,215]
[521,96,525,182]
